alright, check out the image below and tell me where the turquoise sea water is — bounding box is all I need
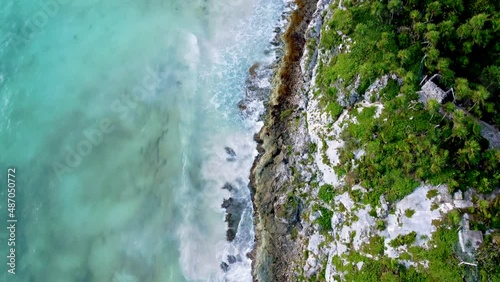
[0,0,283,281]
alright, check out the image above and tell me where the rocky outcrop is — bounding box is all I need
[222,197,246,241]
[249,0,323,281]
[417,75,450,105]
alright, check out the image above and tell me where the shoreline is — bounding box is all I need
[249,0,319,280]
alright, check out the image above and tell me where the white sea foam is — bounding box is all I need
[173,0,284,281]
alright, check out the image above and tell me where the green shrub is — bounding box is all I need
[404,208,415,218]
[380,79,400,101]
[389,231,417,248]
[376,219,387,231]
[326,102,343,120]
[313,204,333,232]
[318,184,335,203]
[309,142,318,154]
[426,189,438,199]
[363,235,385,256]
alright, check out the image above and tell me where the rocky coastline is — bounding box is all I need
[249,0,320,281]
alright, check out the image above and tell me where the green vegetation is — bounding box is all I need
[404,208,416,218]
[469,194,500,231]
[326,100,344,120]
[309,142,318,154]
[362,235,385,256]
[431,202,439,211]
[330,214,467,281]
[426,189,439,199]
[309,0,500,280]
[467,195,500,279]
[320,139,331,166]
[280,108,293,120]
[319,188,500,281]
[318,184,335,203]
[319,0,500,126]
[306,37,318,66]
[380,79,401,102]
[389,231,417,248]
[319,0,500,206]
[280,193,300,220]
[376,219,387,231]
[313,204,333,232]
[477,231,500,281]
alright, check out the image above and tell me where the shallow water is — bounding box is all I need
[0,0,283,281]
